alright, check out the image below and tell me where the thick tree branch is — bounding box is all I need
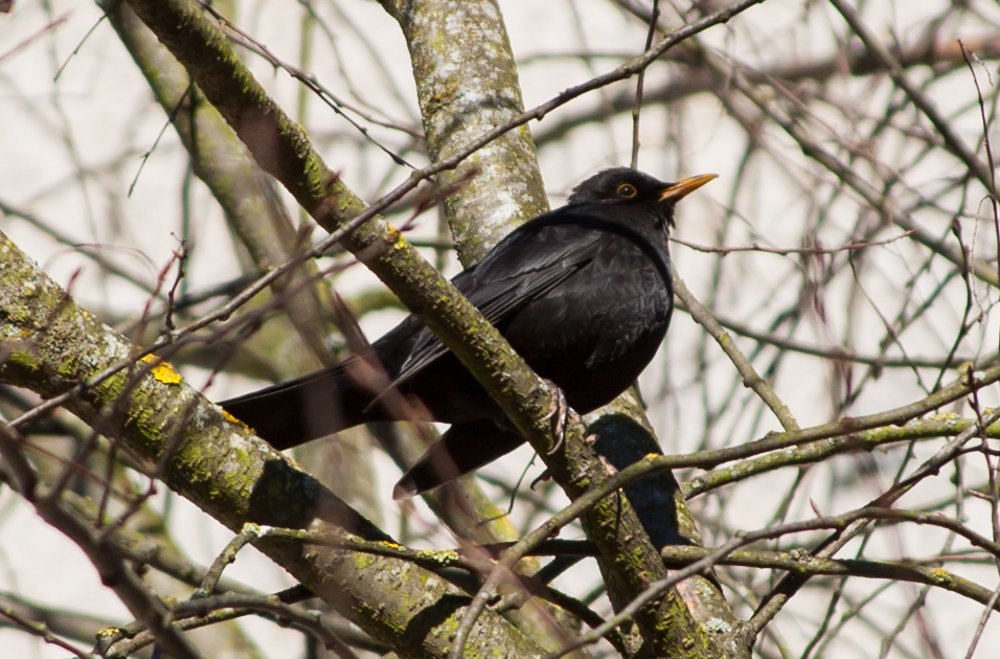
[0,229,544,657]
[117,0,759,655]
[380,0,549,262]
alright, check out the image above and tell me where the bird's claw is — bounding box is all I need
[543,380,570,455]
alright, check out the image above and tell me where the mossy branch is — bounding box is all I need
[120,0,726,654]
[0,229,544,657]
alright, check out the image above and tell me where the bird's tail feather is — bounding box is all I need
[221,359,390,450]
[393,421,526,498]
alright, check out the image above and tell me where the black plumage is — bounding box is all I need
[220,168,714,497]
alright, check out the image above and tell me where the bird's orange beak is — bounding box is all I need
[659,174,717,202]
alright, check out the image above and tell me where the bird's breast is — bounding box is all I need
[501,243,672,413]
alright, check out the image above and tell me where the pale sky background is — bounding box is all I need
[3,1,1000,657]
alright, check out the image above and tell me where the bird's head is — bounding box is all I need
[567,167,716,228]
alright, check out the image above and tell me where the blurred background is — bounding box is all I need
[3,1,1000,657]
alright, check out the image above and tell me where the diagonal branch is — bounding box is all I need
[0,229,545,657]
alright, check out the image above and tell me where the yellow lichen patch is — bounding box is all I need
[141,354,182,384]
[384,223,408,250]
[927,411,960,429]
[416,548,460,566]
[376,539,404,551]
[927,567,952,584]
[221,408,241,424]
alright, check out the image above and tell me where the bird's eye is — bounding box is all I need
[616,183,638,199]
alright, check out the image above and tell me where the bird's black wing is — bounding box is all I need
[389,211,608,387]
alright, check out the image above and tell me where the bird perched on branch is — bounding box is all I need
[221,167,714,498]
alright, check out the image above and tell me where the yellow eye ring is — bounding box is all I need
[616,183,638,199]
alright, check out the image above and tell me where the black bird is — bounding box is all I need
[221,168,714,498]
